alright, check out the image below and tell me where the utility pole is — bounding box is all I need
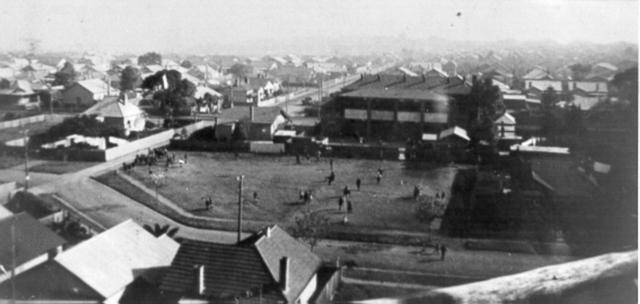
[11,214,16,304]
[237,175,244,243]
[318,76,323,137]
[23,129,29,191]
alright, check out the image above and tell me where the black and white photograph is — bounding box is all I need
[0,0,637,303]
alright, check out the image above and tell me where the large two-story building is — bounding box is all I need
[323,73,472,141]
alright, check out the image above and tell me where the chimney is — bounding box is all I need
[265,226,271,238]
[249,105,255,122]
[279,257,289,292]
[244,77,248,84]
[193,265,205,295]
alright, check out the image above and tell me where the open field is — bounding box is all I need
[125,152,459,231]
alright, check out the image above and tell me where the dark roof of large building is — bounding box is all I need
[5,191,61,219]
[160,225,322,303]
[0,212,65,270]
[342,74,471,98]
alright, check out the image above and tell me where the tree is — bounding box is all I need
[138,52,162,66]
[468,77,503,143]
[0,78,9,89]
[540,86,559,112]
[180,60,193,69]
[568,64,592,81]
[120,66,142,91]
[414,196,446,241]
[228,63,254,79]
[143,223,179,238]
[53,62,77,88]
[291,210,329,251]
[141,70,196,114]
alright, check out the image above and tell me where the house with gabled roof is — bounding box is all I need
[0,212,65,284]
[160,225,326,304]
[0,79,41,110]
[61,79,118,109]
[83,93,146,134]
[0,219,179,303]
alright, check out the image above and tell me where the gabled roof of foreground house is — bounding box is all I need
[54,220,179,299]
[83,95,145,118]
[160,225,322,303]
[0,212,65,270]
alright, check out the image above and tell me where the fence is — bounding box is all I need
[249,141,285,154]
[0,113,69,130]
[104,129,175,161]
[310,266,341,304]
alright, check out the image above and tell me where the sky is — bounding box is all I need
[0,0,637,54]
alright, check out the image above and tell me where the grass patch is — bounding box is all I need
[29,161,97,174]
[124,151,458,232]
[0,155,26,169]
[93,171,266,232]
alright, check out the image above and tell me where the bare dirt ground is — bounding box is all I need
[126,151,460,231]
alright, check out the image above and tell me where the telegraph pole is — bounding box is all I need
[23,129,29,191]
[318,76,323,137]
[237,175,244,242]
[11,214,16,304]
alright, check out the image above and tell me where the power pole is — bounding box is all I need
[318,76,323,137]
[11,214,16,304]
[236,175,244,243]
[23,129,29,191]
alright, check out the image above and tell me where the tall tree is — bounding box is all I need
[414,196,446,242]
[180,60,193,69]
[568,63,592,81]
[120,66,142,91]
[141,70,196,114]
[53,62,77,88]
[138,52,162,66]
[468,77,503,143]
[541,86,559,112]
[228,63,254,79]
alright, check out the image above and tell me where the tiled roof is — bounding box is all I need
[160,225,321,303]
[342,74,471,98]
[0,213,65,271]
[341,88,447,101]
[55,220,179,299]
[523,67,552,80]
[160,239,283,301]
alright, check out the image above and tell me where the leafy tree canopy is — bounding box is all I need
[138,52,162,66]
[53,62,77,88]
[120,66,142,91]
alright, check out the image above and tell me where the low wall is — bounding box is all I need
[0,114,45,129]
[104,129,175,161]
[249,141,285,154]
[0,113,69,130]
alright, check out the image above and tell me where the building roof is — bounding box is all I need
[439,126,470,141]
[495,112,516,125]
[5,191,60,219]
[161,225,321,303]
[523,67,552,80]
[0,205,12,220]
[571,81,608,94]
[341,88,449,101]
[83,96,145,118]
[219,106,287,125]
[343,74,470,96]
[55,220,179,299]
[530,158,595,197]
[422,133,438,141]
[72,79,114,95]
[0,213,65,271]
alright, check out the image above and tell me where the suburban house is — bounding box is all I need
[0,220,180,304]
[5,191,65,226]
[502,94,527,113]
[0,212,65,284]
[0,80,41,110]
[83,93,146,135]
[569,81,608,110]
[160,225,329,304]
[61,79,118,109]
[494,112,517,139]
[228,77,281,107]
[218,106,289,141]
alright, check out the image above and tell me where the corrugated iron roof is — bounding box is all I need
[55,220,179,299]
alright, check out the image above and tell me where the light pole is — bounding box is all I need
[22,129,29,191]
[237,175,244,242]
